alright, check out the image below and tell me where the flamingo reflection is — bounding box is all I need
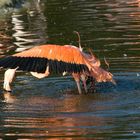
[0,91,16,103]
[0,91,111,138]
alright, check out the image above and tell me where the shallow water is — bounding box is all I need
[0,0,140,139]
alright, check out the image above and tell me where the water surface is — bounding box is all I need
[0,0,140,139]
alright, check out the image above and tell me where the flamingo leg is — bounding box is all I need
[72,73,82,94]
[3,69,17,92]
[76,80,82,94]
[81,74,88,93]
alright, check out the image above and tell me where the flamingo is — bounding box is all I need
[0,44,115,94]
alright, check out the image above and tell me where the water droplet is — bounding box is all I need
[123,54,127,57]
[132,131,136,134]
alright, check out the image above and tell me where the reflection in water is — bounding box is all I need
[0,91,16,103]
[0,0,25,8]
[43,0,140,72]
[0,74,139,139]
[0,0,140,139]
[12,0,47,52]
[0,18,15,56]
[0,91,111,139]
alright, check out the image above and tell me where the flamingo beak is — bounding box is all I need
[111,79,116,85]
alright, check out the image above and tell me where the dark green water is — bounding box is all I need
[0,0,140,139]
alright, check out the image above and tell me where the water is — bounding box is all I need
[0,0,140,139]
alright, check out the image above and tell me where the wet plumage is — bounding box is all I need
[0,44,115,93]
[0,45,88,73]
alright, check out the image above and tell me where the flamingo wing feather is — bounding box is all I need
[0,44,88,73]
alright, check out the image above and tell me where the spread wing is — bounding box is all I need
[0,44,88,73]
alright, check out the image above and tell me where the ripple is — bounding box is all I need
[0,0,140,139]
